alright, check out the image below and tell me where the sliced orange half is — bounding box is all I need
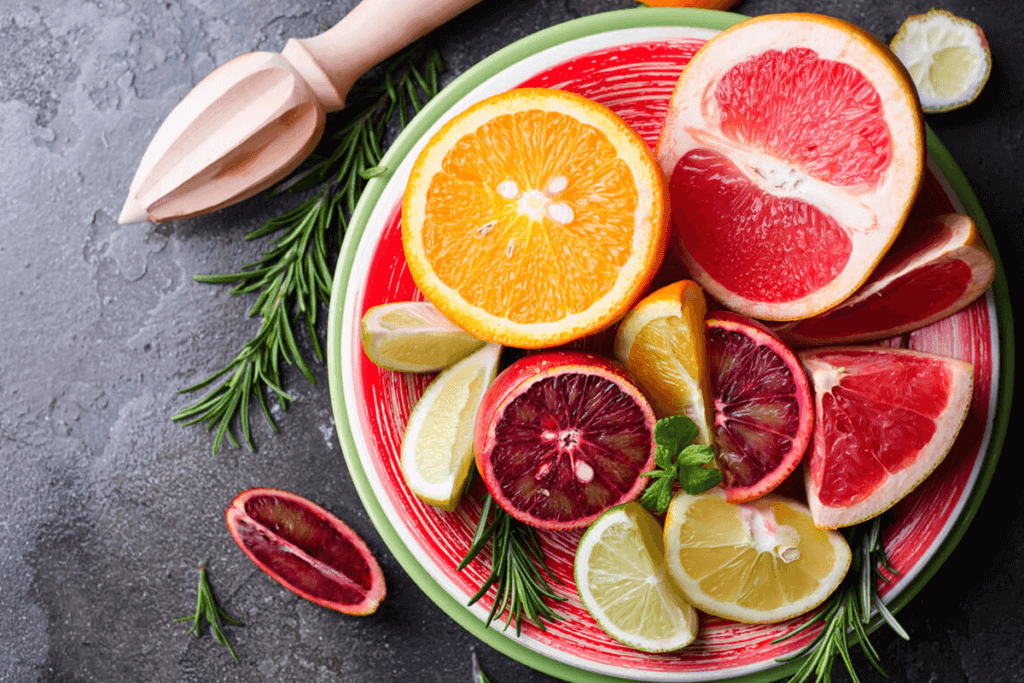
[657,13,925,321]
[403,88,669,349]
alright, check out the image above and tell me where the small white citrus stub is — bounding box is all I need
[890,9,992,113]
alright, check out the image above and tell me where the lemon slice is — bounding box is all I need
[400,343,501,511]
[361,301,486,372]
[575,502,698,652]
[890,9,992,113]
[664,489,851,623]
[614,280,714,445]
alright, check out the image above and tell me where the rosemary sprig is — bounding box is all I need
[457,492,566,635]
[773,516,908,683]
[175,559,244,662]
[173,42,446,455]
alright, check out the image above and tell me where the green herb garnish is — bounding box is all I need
[471,650,492,683]
[774,516,908,682]
[175,560,244,662]
[640,415,722,514]
[457,492,565,635]
[173,42,445,456]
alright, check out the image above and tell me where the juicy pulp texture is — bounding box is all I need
[664,491,851,623]
[476,353,657,530]
[800,347,974,528]
[656,14,924,321]
[226,490,385,614]
[705,314,812,502]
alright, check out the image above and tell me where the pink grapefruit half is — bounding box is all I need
[657,13,925,321]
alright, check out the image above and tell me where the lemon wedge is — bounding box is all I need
[890,9,991,113]
[575,502,698,652]
[361,301,485,372]
[664,489,851,623]
[614,280,714,445]
[400,343,501,511]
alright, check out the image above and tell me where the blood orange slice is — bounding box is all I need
[474,351,657,530]
[657,13,925,321]
[706,312,813,503]
[775,213,996,346]
[226,488,386,615]
[799,347,973,529]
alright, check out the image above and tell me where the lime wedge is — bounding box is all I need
[361,301,485,372]
[575,502,698,652]
[400,343,501,511]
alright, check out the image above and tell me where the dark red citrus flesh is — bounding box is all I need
[226,489,385,615]
[706,315,812,501]
[671,47,893,303]
[808,350,952,507]
[485,371,654,529]
[784,259,971,341]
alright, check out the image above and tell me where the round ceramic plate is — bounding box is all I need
[327,9,1013,683]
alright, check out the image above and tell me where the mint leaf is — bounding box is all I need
[676,444,715,468]
[640,476,674,512]
[654,415,699,454]
[679,466,723,495]
[653,444,676,470]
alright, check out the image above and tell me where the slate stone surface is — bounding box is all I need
[0,0,1019,681]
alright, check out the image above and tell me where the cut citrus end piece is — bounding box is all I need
[361,301,486,372]
[891,9,992,113]
[706,312,813,503]
[775,213,996,347]
[474,351,657,530]
[226,488,386,615]
[799,346,973,529]
[575,502,698,652]
[657,12,924,321]
[401,343,502,511]
[614,280,714,445]
[403,87,669,349]
[663,489,851,623]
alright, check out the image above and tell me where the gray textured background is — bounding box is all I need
[0,0,1019,681]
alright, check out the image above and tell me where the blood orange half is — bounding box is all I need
[226,488,386,615]
[474,351,657,530]
[799,347,973,529]
[775,213,996,346]
[657,13,925,321]
[705,312,813,502]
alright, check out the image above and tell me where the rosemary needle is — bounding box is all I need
[774,516,907,683]
[175,559,244,662]
[174,42,445,456]
[457,492,566,635]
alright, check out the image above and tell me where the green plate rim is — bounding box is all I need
[326,8,1015,683]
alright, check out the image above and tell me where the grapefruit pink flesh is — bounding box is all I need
[800,347,973,529]
[705,312,813,502]
[226,488,386,615]
[474,351,657,530]
[657,14,924,321]
[775,214,996,346]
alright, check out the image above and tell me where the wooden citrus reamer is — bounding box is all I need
[119,0,483,224]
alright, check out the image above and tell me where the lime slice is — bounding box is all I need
[400,343,501,511]
[891,9,992,113]
[361,301,486,372]
[663,489,851,623]
[575,502,698,652]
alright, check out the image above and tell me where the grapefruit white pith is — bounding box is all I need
[657,13,925,321]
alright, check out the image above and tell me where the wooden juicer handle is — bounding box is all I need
[119,0,483,224]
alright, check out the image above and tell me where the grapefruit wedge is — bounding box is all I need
[657,13,925,321]
[799,347,973,529]
[775,213,996,346]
